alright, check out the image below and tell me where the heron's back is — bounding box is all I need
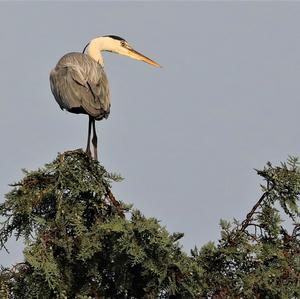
[50,52,110,120]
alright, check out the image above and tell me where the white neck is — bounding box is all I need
[87,37,105,66]
[88,36,122,66]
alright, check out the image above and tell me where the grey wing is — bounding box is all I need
[50,53,110,120]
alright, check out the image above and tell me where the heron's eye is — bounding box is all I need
[121,41,127,47]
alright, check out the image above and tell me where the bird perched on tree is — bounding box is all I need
[50,35,160,160]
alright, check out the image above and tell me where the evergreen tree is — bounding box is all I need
[192,157,300,298]
[0,151,201,298]
[1,151,300,298]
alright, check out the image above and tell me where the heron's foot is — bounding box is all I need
[93,150,98,161]
[85,146,92,159]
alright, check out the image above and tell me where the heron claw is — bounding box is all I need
[85,147,92,158]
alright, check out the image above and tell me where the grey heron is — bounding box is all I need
[50,35,160,160]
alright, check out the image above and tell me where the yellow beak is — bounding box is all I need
[127,47,161,68]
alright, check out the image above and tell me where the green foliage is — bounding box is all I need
[1,152,300,298]
[0,150,201,298]
[191,157,300,298]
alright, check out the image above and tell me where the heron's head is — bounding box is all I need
[87,35,161,67]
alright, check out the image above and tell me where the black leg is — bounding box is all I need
[86,116,92,158]
[91,119,98,161]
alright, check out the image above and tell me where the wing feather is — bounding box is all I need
[50,53,110,120]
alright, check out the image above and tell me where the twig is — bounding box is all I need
[240,191,269,232]
[105,186,124,218]
[10,262,28,273]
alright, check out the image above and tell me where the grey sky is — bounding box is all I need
[1,2,300,266]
